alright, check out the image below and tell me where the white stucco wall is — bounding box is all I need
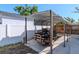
[0,17,25,46]
[0,16,49,46]
[0,17,36,46]
[2,18,25,37]
[2,18,25,25]
[27,17,35,40]
[0,25,6,40]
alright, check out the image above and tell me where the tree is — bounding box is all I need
[31,5,38,14]
[74,7,79,13]
[23,5,31,15]
[14,5,38,16]
[14,6,24,15]
[75,19,79,24]
[78,19,79,22]
[64,17,75,24]
[73,7,79,24]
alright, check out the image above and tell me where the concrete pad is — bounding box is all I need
[25,35,79,54]
[25,36,67,54]
[25,39,48,53]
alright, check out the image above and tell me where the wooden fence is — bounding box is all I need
[55,24,79,34]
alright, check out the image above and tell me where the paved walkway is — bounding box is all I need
[25,35,79,54]
[53,35,79,54]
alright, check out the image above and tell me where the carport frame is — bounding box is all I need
[25,10,67,54]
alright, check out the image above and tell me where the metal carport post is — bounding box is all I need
[25,17,27,43]
[64,23,66,47]
[34,19,37,33]
[50,10,53,54]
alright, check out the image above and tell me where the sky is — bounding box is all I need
[0,4,79,21]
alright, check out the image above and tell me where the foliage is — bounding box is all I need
[14,5,38,16]
[64,17,75,24]
[74,7,79,13]
[31,5,38,14]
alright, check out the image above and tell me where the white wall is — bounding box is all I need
[0,25,6,40]
[1,17,36,46]
[27,17,35,40]
[2,18,25,25]
[0,17,49,46]
[0,17,25,46]
[2,18,25,37]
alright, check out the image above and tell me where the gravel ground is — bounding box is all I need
[0,42,38,54]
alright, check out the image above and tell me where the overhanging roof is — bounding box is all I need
[28,10,65,25]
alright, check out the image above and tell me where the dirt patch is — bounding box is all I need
[0,42,38,54]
